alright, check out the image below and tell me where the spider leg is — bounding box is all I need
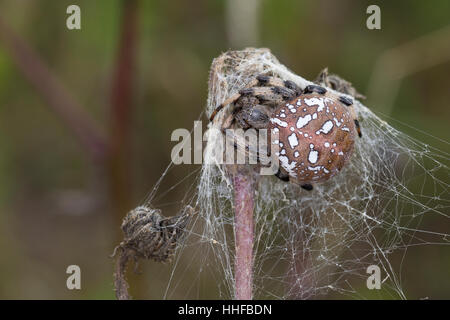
[338,96,353,106]
[239,87,281,108]
[256,75,302,96]
[304,84,327,95]
[222,112,236,130]
[275,168,290,182]
[283,80,303,96]
[354,119,362,138]
[221,105,251,130]
[211,76,302,122]
[256,75,282,86]
[209,78,260,122]
[271,86,297,101]
[315,68,329,87]
[209,92,242,122]
[239,87,296,108]
[333,95,362,138]
[336,95,362,138]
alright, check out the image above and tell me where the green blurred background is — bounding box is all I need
[0,0,448,299]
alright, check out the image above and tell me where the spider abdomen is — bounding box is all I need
[269,93,356,184]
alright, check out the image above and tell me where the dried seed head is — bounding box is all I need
[269,93,356,184]
[118,205,194,263]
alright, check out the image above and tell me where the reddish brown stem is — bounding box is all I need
[109,0,138,226]
[233,170,255,300]
[109,0,140,299]
[0,15,107,162]
[111,0,138,150]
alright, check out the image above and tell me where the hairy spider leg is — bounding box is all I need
[209,75,302,122]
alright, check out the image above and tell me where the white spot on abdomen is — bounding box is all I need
[296,114,312,129]
[288,132,299,149]
[304,97,330,112]
[333,117,342,127]
[316,120,334,135]
[270,117,288,127]
[308,150,319,164]
[308,165,322,172]
[287,104,296,113]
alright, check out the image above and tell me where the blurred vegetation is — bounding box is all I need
[0,0,448,299]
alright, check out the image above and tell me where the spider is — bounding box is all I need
[209,71,362,191]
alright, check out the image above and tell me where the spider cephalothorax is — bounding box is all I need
[209,72,362,191]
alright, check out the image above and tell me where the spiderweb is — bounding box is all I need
[143,48,449,300]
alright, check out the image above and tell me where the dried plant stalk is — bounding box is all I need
[112,206,194,300]
[232,167,255,300]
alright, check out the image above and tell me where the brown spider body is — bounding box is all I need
[210,73,362,191]
[269,93,357,184]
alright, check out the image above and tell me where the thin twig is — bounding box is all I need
[113,247,132,300]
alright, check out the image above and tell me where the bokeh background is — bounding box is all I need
[0,0,449,299]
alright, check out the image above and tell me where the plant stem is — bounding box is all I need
[109,0,139,299]
[233,169,255,300]
[113,248,131,300]
[109,0,138,223]
[0,15,107,163]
